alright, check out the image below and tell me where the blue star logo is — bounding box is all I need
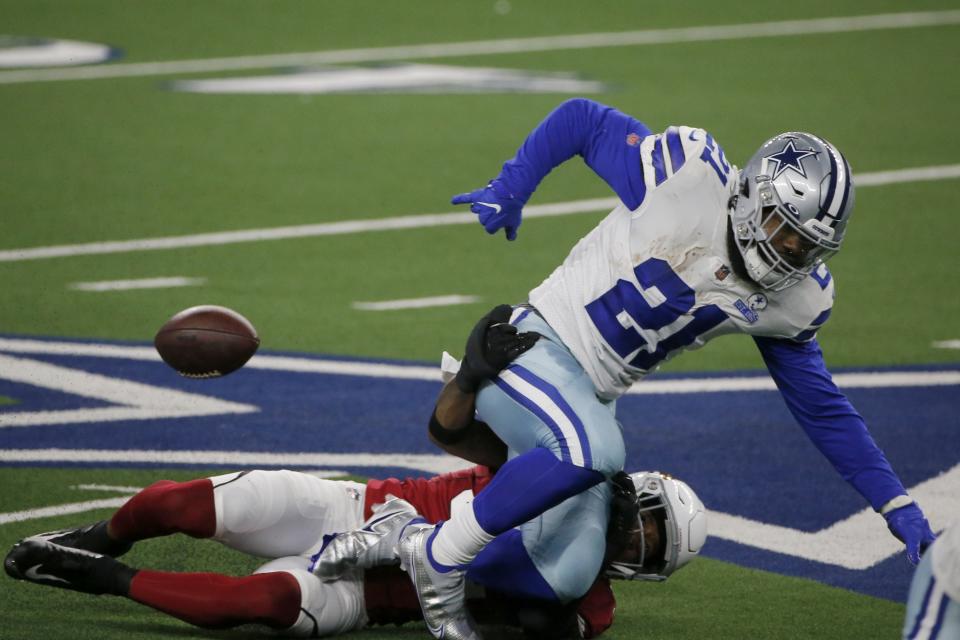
[764,139,819,180]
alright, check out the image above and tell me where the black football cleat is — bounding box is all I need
[4,539,135,596]
[27,520,132,558]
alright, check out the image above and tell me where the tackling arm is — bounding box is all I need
[429,381,507,469]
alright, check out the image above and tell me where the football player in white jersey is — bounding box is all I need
[399,98,937,639]
[903,521,960,639]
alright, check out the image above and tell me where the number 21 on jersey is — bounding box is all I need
[585,258,727,370]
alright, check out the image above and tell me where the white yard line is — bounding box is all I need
[1,11,958,84]
[68,276,207,292]
[2,460,955,572]
[71,483,144,493]
[352,294,481,311]
[0,497,132,525]
[1,165,958,264]
[1,337,958,392]
[0,449,472,476]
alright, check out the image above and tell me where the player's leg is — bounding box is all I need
[207,470,366,557]
[398,310,624,637]
[903,543,960,639]
[467,483,611,603]
[254,556,368,637]
[4,539,307,633]
[13,477,218,558]
[44,470,365,559]
[428,310,623,567]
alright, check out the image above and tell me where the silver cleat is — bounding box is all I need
[311,496,419,581]
[398,523,482,640]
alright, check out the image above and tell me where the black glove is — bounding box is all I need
[605,471,640,566]
[454,304,541,393]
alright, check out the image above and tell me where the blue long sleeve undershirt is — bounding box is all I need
[496,98,653,209]
[754,336,907,510]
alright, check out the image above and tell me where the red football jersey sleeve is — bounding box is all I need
[577,577,616,638]
[363,465,493,522]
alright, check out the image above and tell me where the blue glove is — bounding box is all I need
[883,502,937,565]
[451,180,525,241]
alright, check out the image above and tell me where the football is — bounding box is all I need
[154,305,260,378]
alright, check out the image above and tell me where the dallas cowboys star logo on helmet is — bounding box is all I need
[764,139,819,180]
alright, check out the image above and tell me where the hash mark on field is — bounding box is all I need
[352,294,481,311]
[68,276,207,292]
[0,11,958,84]
[933,340,960,350]
[1,164,958,263]
[72,483,144,493]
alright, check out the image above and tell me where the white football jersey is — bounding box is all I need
[933,521,960,602]
[529,126,834,400]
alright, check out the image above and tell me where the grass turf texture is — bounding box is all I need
[1,0,958,638]
[0,468,905,640]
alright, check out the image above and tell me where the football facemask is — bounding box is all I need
[606,471,707,581]
[731,132,854,292]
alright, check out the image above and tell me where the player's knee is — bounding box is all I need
[214,470,292,536]
[265,566,366,637]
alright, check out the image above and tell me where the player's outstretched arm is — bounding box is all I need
[451,98,653,240]
[754,336,936,563]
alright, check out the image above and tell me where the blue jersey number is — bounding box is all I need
[585,259,727,370]
[700,133,730,185]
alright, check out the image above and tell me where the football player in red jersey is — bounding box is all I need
[5,313,705,638]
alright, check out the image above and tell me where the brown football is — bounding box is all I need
[154,305,260,378]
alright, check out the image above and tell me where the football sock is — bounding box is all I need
[128,570,301,629]
[109,479,216,542]
[429,447,604,568]
[429,507,493,569]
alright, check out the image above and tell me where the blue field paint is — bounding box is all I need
[1,336,958,602]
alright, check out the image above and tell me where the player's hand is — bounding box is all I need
[451,180,525,241]
[883,502,937,565]
[454,304,540,393]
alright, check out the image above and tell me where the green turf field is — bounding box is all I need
[2,1,958,638]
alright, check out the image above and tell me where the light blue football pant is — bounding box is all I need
[903,544,960,639]
[474,308,625,600]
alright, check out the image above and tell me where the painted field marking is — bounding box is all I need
[352,294,481,311]
[172,64,606,95]
[933,340,960,350]
[1,337,959,393]
[1,455,953,572]
[1,164,957,263]
[0,448,471,476]
[709,463,960,570]
[0,497,131,525]
[68,276,207,292]
[0,353,257,428]
[71,484,144,493]
[1,10,958,84]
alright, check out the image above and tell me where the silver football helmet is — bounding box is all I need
[606,471,707,581]
[730,132,855,291]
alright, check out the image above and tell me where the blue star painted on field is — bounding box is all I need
[764,139,819,180]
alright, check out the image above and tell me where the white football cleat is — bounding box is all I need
[398,523,482,640]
